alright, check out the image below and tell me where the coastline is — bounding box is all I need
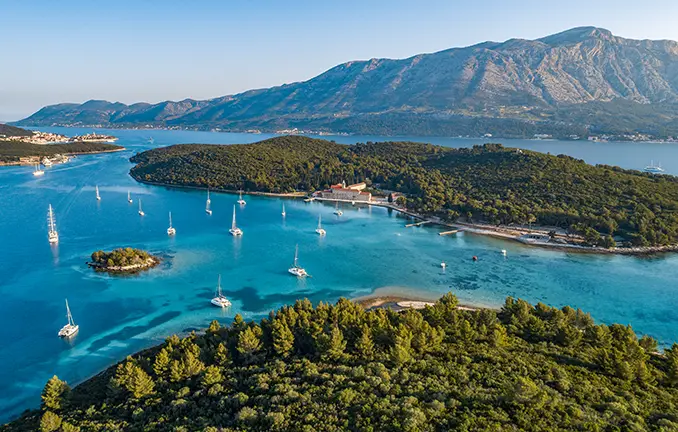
[351,286,496,312]
[87,256,160,274]
[0,147,126,167]
[129,178,678,256]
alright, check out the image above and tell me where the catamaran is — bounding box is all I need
[237,190,246,205]
[644,161,665,174]
[127,190,133,203]
[315,214,326,236]
[210,274,232,307]
[282,203,286,217]
[95,185,101,201]
[138,199,145,216]
[58,299,79,338]
[229,205,243,236]
[167,212,176,236]
[288,244,308,277]
[333,201,343,216]
[47,204,59,244]
[33,164,44,176]
[205,189,212,215]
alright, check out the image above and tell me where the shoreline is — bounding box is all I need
[0,147,126,167]
[87,256,160,274]
[128,178,678,256]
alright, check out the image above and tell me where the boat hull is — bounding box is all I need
[211,298,232,307]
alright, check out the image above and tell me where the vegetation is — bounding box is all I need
[0,123,32,137]
[4,294,677,431]
[0,141,123,163]
[89,248,158,272]
[130,136,678,246]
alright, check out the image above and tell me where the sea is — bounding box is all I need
[1,127,678,422]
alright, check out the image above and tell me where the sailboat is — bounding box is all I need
[95,185,101,201]
[315,214,326,236]
[47,204,59,244]
[237,190,246,206]
[138,199,145,216]
[229,205,243,236]
[33,164,44,176]
[127,190,133,203]
[282,203,286,217]
[167,212,176,236]
[205,189,212,215]
[644,160,665,174]
[210,274,232,307]
[288,244,308,277]
[58,299,79,338]
[148,137,155,145]
[333,201,343,216]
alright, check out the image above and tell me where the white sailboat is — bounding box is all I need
[282,203,286,217]
[95,185,101,201]
[127,190,133,203]
[333,201,343,216]
[33,164,44,176]
[47,204,59,244]
[229,205,243,236]
[644,160,665,174]
[288,244,308,277]
[315,214,326,236]
[167,212,176,236]
[58,299,79,338]
[210,274,232,307]
[206,189,212,215]
[138,199,145,216]
[237,190,246,206]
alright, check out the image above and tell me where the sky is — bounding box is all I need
[1,0,678,121]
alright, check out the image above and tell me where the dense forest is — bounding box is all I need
[0,141,123,162]
[4,294,677,431]
[89,248,155,269]
[130,136,678,247]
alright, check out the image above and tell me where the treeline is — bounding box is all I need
[5,294,677,431]
[90,248,152,268]
[0,141,123,162]
[130,136,678,246]
[0,123,32,137]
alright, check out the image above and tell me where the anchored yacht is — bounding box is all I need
[47,204,59,244]
[333,201,343,216]
[138,199,145,216]
[315,214,326,236]
[95,185,101,201]
[282,203,286,217]
[206,189,212,215]
[210,275,232,307]
[167,212,176,236]
[33,164,44,176]
[237,190,246,205]
[127,190,133,203]
[644,161,665,174]
[288,244,308,277]
[58,299,79,338]
[229,205,243,236]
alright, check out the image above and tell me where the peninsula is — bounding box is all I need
[129,136,678,249]
[87,248,159,274]
[4,294,677,430]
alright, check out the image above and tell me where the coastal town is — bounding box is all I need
[0,130,117,144]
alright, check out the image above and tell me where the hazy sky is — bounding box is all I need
[1,0,677,120]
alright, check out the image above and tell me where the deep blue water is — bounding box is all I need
[1,127,678,422]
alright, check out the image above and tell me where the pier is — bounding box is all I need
[405,220,432,228]
[439,229,464,236]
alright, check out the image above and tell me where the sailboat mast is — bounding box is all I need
[232,205,237,229]
[217,274,222,296]
[139,199,142,211]
[65,299,75,326]
[318,214,322,229]
[48,205,56,233]
[294,244,299,267]
[169,212,172,228]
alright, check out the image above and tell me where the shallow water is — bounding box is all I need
[0,128,677,422]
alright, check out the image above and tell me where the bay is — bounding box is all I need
[1,127,677,422]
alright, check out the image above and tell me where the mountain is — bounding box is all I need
[0,123,32,137]
[16,27,678,138]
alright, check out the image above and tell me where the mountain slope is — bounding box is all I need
[16,27,678,137]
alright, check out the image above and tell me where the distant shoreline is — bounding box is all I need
[0,146,125,167]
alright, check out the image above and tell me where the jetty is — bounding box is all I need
[405,220,432,228]
[439,228,464,236]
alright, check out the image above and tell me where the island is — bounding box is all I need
[129,136,678,251]
[87,248,159,274]
[4,293,677,431]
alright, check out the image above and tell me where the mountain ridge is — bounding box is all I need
[16,27,678,138]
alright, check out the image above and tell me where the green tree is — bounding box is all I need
[355,325,375,360]
[111,360,156,398]
[39,411,62,432]
[153,347,171,378]
[237,326,263,363]
[202,365,223,388]
[271,319,295,357]
[41,376,70,411]
[390,325,413,365]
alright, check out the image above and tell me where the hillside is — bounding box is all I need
[0,123,32,137]
[3,294,677,431]
[0,141,123,163]
[16,27,678,138]
[130,136,678,247]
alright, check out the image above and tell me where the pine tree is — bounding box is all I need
[214,342,230,366]
[272,319,295,357]
[169,359,184,383]
[490,324,509,347]
[208,319,221,334]
[39,411,62,432]
[112,361,156,398]
[153,347,171,378]
[390,325,413,365]
[41,375,70,411]
[202,365,223,388]
[237,326,263,363]
[355,325,375,360]
[182,349,205,377]
[667,343,678,386]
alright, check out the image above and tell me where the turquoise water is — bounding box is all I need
[1,128,678,422]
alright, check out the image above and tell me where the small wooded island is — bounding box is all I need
[130,135,678,250]
[88,248,159,274]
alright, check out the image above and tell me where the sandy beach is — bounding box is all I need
[352,286,493,312]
